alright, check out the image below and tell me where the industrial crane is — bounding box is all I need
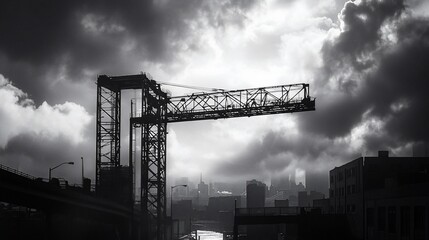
[95,73,315,240]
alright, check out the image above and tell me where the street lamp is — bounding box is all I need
[49,161,74,181]
[81,157,84,184]
[171,184,187,240]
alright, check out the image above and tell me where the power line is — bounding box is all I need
[157,81,226,92]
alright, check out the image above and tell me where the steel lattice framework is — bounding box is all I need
[96,73,315,240]
[139,79,168,240]
[166,84,313,122]
[96,84,121,185]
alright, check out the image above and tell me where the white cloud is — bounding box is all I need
[80,13,126,35]
[139,0,339,181]
[0,74,92,148]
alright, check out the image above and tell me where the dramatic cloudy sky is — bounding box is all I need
[0,0,428,193]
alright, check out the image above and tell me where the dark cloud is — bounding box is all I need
[333,0,405,59]
[1,0,428,191]
[215,0,429,189]
[0,0,259,104]
[367,18,429,142]
[0,0,261,185]
[298,0,408,138]
[299,0,429,146]
[213,128,356,182]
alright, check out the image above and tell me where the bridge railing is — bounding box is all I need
[0,163,36,180]
[235,207,319,217]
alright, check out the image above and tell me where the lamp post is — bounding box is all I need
[171,184,187,240]
[49,161,74,181]
[81,157,84,185]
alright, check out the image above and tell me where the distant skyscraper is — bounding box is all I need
[305,171,329,195]
[198,173,209,206]
[278,176,290,190]
[209,181,215,196]
[290,172,296,190]
[269,175,291,197]
[246,179,266,208]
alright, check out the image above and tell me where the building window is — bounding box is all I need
[400,206,410,238]
[414,206,425,240]
[377,207,386,231]
[347,185,351,195]
[339,173,343,181]
[330,175,334,184]
[352,185,356,194]
[330,189,334,198]
[351,205,356,213]
[388,206,396,233]
[351,167,356,177]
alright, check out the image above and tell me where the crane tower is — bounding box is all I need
[95,73,315,240]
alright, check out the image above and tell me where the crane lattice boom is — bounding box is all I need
[166,84,314,122]
[131,84,314,122]
[96,74,315,240]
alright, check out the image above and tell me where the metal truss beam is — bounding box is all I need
[139,79,168,240]
[96,84,121,188]
[166,84,315,123]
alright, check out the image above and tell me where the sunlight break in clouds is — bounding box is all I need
[0,74,92,148]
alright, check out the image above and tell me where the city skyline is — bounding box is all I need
[1,0,429,239]
[0,0,428,191]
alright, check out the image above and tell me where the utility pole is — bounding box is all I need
[81,157,84,185]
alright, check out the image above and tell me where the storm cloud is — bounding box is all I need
[0,0,259,103]
[299,0,429,146]
[211,0,429,191]
[0,0,428,193]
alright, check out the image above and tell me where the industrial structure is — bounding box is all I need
[95,73,315,240]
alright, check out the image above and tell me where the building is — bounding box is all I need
[305,171,329,195]
[313,198,330,214]
[198,174,209,206]
[246,180,266,208]
[329,156,363,215]
[298,190,325,207]
[266,190,288,207]
[274,199,289,207]
[329,151,429,240]
[172,200,192,238]
[98,166,132,205]
[207,196,241,231]
[269,175,291,197]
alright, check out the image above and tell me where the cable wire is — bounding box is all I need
[157,81,226,92]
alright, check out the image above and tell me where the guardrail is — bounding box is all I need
[0,163,36,180]
[235,207,320,217]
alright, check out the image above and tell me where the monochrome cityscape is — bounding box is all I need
[1,0,429,240]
